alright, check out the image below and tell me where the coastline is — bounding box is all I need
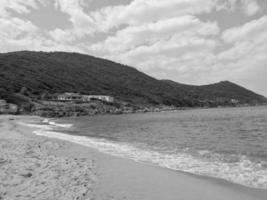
[11,103,267,119]
[1,115,267,200]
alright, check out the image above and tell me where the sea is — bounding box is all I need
[25,106,267,189]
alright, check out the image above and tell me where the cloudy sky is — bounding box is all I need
[1,0,267,96]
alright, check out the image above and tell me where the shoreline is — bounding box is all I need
[7,104,267,119]
[1,115,267,200]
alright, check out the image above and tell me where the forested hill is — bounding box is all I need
[0,51,266,106]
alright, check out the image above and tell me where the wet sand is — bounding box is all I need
[1,115,267,200]
[62,142,267,200]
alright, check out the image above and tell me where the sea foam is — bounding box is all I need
[42,119,73,128]
[24,121,267,190]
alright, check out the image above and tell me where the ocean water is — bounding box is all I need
[26,106,267,189]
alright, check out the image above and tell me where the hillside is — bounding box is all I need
[161,80,266,105]
[0,51,266,108]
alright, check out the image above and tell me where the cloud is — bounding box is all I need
[215,0,260,16]
[219,15,267,64]
[221,16,267,63]
[222,15,267,43]
[0,0,45,17]
[0,17,37,39]
[90,0,217,31]
[241,0,260,16]
[0,17,46,52]
[90,15,219,56]
[48,0,219,42]
[49,0,96,42]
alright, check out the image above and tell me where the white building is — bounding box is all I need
[230,99,239,104]
[57,93,82,101]
[56,93,114,103]
[82,95,114,103]
[0,100,18,114]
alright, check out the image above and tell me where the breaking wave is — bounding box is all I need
[42,118,73,128]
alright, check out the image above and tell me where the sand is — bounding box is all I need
[0,115,96,200]
[1,115,267,200]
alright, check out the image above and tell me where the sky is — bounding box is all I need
[1,0,267,96]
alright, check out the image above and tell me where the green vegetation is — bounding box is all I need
[0,51,266,110]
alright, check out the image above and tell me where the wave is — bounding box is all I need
[25,123,267,190]
[42,119,73,128]
[18,122,52,130]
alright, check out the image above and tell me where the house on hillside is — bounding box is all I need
[0,99,18,114]
[57,93,82,101]
[82,95,114,103]
[0,100,8,111]
[55,93,114,103]
[230,99,239,104]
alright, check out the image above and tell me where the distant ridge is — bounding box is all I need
[0,51,266,106]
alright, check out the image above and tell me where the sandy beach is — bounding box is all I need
[1,115,267,200]
[0,115,96,200]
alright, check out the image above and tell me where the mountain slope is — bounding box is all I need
[0,51,266,106]
[162,80,266,104]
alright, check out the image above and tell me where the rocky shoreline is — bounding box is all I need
[18,99,179,118]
